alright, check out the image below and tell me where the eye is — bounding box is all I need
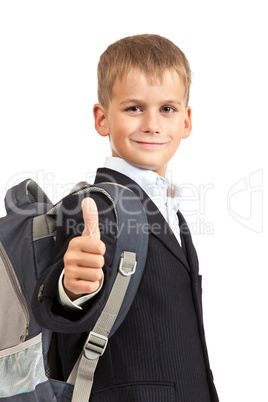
[161,106,176,113]
[126,106,142,112]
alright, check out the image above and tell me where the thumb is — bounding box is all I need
[81,197,100,239]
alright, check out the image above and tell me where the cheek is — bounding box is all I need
[109,131,127,155]
[120,118,137,134]
[168,134,182,157]
[110,116,133,137]
[109,119,136,147]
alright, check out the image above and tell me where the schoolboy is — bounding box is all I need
[32,34,219,401]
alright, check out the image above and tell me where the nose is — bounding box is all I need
[141,110,161,134]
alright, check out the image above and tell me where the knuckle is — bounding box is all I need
[100,241,106,255]
[63,253,70,267]
[63,276,72,290]
[85,281,99,294]
[70,283,81,295]
[64,251,77,266]
[63,264,74,280]
[69,236,80,248]
[96,268,103,281]
[95,240,106,255]
[91,268,102,281]
[96,255,105,268]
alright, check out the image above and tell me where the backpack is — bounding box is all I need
[0,179,148,401]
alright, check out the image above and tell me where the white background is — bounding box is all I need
[0,1,267,400]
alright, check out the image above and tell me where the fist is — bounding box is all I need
[63,197,106,301]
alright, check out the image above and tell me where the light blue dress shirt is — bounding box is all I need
[104,157,182,245]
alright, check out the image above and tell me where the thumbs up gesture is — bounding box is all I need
[63,197,106,301]
[81,197,101,239]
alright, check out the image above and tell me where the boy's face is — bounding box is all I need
[94,69,192,177]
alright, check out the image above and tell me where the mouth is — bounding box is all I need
[133,140,166,148]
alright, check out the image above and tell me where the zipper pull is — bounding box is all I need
[20,323,29,342]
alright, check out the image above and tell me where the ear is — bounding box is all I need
[182,106,192,139]
[93,103,109,137]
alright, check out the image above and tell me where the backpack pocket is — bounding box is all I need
[0,334,73,401]
[90,381,176,402]
[0,334,47,398]
[0,240,30,350]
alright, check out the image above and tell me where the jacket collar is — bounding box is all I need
[94,168,191,272]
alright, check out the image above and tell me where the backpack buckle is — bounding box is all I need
[119,251,137,277]
[84,331,108,360]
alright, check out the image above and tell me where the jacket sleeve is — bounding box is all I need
[31,191,117,333]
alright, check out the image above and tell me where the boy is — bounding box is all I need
[32,34,219,401]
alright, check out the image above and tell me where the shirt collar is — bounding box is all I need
[103,157,181,209]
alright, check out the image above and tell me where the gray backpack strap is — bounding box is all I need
[68,251,137,401]
[69,181,88,193]
[67,182,148,402]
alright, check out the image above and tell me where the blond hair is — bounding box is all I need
[97,34,192,109]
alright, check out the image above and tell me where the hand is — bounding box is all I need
[63,197,106,301]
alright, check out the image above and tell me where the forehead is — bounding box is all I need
[112,68,185,101]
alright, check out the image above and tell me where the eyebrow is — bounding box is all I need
[120,98,183,106]
[162,100,183,106]
[119,98,143,105]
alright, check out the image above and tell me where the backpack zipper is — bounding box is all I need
[0,241,30,342]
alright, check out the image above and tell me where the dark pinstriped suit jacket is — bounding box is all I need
[32,168,219,402]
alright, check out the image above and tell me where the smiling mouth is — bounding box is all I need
[133,141,166,148]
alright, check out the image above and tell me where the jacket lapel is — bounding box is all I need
[95,168,190,272]
[177,210,199,278]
